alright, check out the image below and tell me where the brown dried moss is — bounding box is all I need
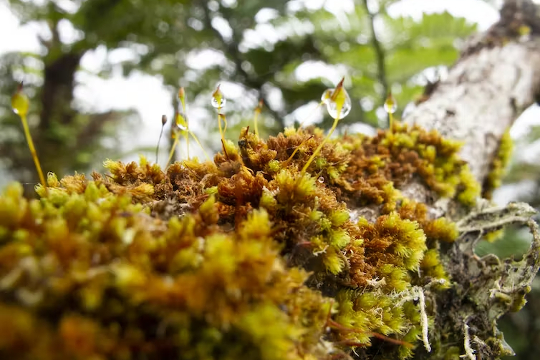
[0,123,481,360]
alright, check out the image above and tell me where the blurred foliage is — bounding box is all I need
[0,0,477,185]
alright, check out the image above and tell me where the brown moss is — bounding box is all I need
[336,122,479,208]
[0,123,477,360]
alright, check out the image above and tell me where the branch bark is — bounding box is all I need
[392,1,540,358]
[405,0,540,185]
[361,0,389,105]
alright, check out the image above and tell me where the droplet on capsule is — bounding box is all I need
[321,79,352,120]
[326,94,351,119]
[211,85,227,109]
[321,89,332,104]
[175,112,188,132]
[384,92,397,114]
[318,176,325,184]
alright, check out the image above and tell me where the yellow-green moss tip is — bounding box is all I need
[483,228,505,243]
[0,180,330,360]
[483,128,513,199]
[336,122,481,208]
[0,121,482,360]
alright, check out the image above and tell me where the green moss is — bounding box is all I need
[0,122,479,360]
[334,122,480,208]
[0,182,330,359]
[423,217,459,243]
[421,249,450,288]
[483,128,513,199]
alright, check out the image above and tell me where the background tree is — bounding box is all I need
[0,0,477,185]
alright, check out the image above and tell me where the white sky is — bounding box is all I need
[1,0,539,203]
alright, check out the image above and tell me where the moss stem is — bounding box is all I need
[189,131,211,162]
[156,125,165,164]
[284,136,313,167]
[180,98,189,159]
[166,136,180,167]
[21,114,46,188]
[301,112,340,174]
[253,100,262,138]
[218,112,226,155]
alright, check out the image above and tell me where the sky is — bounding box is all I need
[0,0,539,203]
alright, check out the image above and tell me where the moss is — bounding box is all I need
[335,122,480,209]
[420,249,451,288]
[509,286,531,312]
[423,217,459,244]
[482,128,513,199]
[0,182,330,359]
[483,228,505,243]
[0,121,479,360]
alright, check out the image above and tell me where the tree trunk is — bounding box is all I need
[398,1,540,358]
[37,51,83,177]
[406,0,540,184]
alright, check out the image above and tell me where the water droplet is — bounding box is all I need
[322,88,351,120]
[211,97,226,109]
[175,112,188,131]
[321,89,332,104]
[318,176,325,184]
[384,93,397,114]
[211,85,227,109]
[321,79,351,120]
[172,125,186,140]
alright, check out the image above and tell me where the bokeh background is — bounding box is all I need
[0,0,539,357]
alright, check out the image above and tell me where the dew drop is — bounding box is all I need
[211,96,227,109]
[322,87,351,120]
[384,93,397,114]
[318,176,324,184]
[321,89,332,104]
[175,112,188,131]
[211,85,227,109]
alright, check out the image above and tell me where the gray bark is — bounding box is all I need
[405,0,540,184]
[396,1,540,358]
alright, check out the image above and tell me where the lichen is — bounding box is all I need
[0,120,520,360]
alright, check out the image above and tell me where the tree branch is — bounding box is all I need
[405,0,540,185]
[357,2,540,357]
[361,0,389,104]
[199,0,284,127]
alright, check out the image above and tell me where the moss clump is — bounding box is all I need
[482,128,513,200]
[0,182,329,360]
[335,122,480,209]
[347,213,427,290]
[0,122,478,359]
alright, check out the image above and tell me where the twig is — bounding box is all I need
[361,0,389,105]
